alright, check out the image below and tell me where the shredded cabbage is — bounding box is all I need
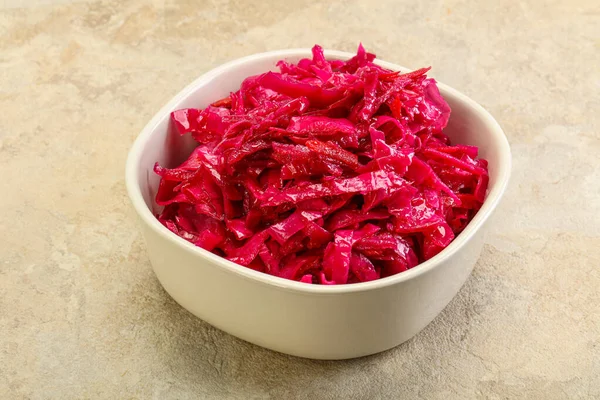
[154,44,489,284]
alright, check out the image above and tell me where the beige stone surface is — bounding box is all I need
[1,0,599,398]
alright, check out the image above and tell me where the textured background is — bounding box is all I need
[1,0,599,398]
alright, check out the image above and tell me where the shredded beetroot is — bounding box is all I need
[154,44,489,284]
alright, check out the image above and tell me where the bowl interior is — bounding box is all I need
[128,49,511,291]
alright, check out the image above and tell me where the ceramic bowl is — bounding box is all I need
[126,49,511,360]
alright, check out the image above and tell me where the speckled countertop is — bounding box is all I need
[1,0,599,398]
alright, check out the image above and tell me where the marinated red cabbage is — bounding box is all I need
[154,44,489,285]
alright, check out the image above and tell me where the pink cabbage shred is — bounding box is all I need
[154,44,489,285]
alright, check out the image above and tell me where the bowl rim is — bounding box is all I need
[125,48,511,294]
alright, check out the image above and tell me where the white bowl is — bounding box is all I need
[126,49,511,360]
